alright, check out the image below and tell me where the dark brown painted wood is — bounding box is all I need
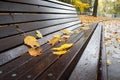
[35,24,97,80]
[0,1,76,14]
[0,14,78,25]
[45,0,73,7]
[0,24,81,66]
[0,21,80,53]
[0,26,84,80]
[0,27,81,78]
[13,30,85,80]
[0,18,79,38]
[3,0,75,11]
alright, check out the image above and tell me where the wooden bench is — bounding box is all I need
[0,0,107,80]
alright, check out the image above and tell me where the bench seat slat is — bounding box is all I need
[0,0,106,79]
[0,18,79,38]
[45,0,73,7]
[3,0,75,11]
[0,1,76,14]
[0,14,78,25]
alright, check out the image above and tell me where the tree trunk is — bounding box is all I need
[92,0,98,17]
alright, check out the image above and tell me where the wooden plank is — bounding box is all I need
[0,1,76,13]
[97,23,107,80]
[45,0,73,7]
[0,24,82,66]
[0,14,78,25]
[0,18,79,38]
[3,0,75,11]
[0,26,83,80]
[35,24,97,80]
[69,23,102,80]
[0,21,80,52]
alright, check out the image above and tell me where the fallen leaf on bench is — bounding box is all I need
[61,29,73,35]
[74,30,80,34]
[52,43,73,51]
[24,36,40,48]
[59,35,70,42]
[48,34,60,46]
[116,38,120,42]
[107,59,111,66]
[80,26,89,30]
[36,30,43,38]
[53,50,67,56]
[28,48,42,56]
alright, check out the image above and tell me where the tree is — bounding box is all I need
[92,0,98,17]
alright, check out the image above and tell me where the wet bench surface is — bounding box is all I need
[0,0,107,80]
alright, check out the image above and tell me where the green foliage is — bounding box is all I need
[98,0,120,16]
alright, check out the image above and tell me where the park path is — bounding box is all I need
[103,20,120,80]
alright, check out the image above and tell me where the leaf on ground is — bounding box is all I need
[117,60,120,63]
[28,48,42,56]
[116,38,120,42]
[107,59,111,66]
[24,36,40,48]
[52,43,73,51]
[105,42,110,47]
[48,34,60,46]
[104,37,111,41]
[36,30,43,38]
[53,50,67,56]
[61,29,73,35]
[113,32,118,35]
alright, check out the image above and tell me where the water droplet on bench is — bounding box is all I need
[11,74,17,77]
[0,71,3,74]
[27,75,32,78]
[48,73,53,77]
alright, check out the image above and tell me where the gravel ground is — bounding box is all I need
[103,20,120,80]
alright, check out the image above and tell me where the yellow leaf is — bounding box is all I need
[28,48,42,56]
[61,29,73,35]
[53,50,67,56]
[59,35,70,42]
[80,26,89,30]
[116,38,120,42]
[24,36,40,48]
[52,43,73,51]
[36,30,43,38]
[113,32,118,35]
[105,42,110,47]
[104,37,111,41]
[74,30,80,34]
[48,34,60,46]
